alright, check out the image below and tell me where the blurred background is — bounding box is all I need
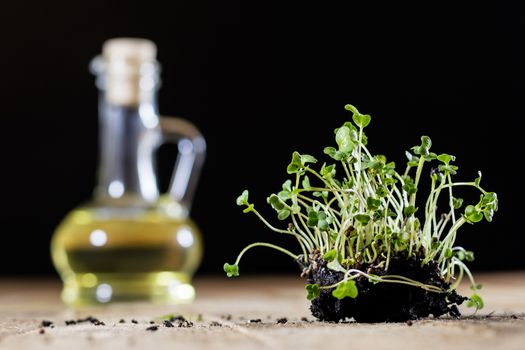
[0,2,523,276]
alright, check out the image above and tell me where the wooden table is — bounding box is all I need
[0,272,524,350]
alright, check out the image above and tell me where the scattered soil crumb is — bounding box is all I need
[406,320,413,326]
[163,320,174,328]
[149,321,155,324]
[178,320,194,328]
[277,318,288,324]
[94,321,105,326]
[168,315,186,322]
[209,321,222,327]
[131,319,138,324]
[65,320,77,326]
[512,315,518,319]
[146,326,159,331]
[301,317,309,322]
[40,320,53,328]
[38,328,45,334]
[119,319,125,323]
[250,319,262,323]
[77,316,102,325]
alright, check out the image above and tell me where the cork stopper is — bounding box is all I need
[102,38,158,106]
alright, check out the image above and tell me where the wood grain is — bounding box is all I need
[0,272,524,350]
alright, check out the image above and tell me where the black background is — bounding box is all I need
[0,3,523,276]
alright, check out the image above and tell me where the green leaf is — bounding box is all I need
[402,176,417,195]
[424,152,438,161]
[376,185,388,198]
[438,164,458,175]
[320,163,336,178]
[286,152,315,174]
[267,194,285,211]
[278,209,291,220]
[305,284,320,300]
[344,104,359,114]
[323,249,337,262]
[465,205,483,223]
[307,210,318,227]
[452,197,464,209]
[324,146,337,158]
[278,190,291,200]
[403,205,417,217]
[344,104,371,128]
[465,251,475,262]
[466,294,484,310]
[236,190,249,206]
[411,136,432,156]
[302,175,311,190]
[444,248,453,259]
[282,179,292,192]
[332,280,358,299]
[367,197,381,211]
[474,171,482,187]
[335,126,355,153]
[455,250,465,261]
[354,214,371,225]
[287,152,302,174]
[301,154,318,165]
[242,204,254,213]
[223,263,239,277]
[437,153,455,165]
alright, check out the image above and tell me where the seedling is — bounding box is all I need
[224,104,498,322]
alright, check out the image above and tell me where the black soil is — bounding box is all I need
[303,256,467,323]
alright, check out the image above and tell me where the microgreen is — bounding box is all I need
[225,104,498,312]
[332,280,358,299]
[306,284,321,300]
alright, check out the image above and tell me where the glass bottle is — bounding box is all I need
[51,38,205,306]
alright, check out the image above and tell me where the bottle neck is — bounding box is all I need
[94,94,162,206]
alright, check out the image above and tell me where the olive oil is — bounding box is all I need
[51,203,202,305]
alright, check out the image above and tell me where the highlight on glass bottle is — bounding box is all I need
[51,38,206,306]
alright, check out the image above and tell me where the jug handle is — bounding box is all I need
[158,116,206,210]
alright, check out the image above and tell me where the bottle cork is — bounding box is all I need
[102,38,158,106]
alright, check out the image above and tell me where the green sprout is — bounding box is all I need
[224,104,497,311]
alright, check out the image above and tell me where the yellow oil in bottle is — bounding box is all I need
[51,201,202,306]
[52,38,207,306]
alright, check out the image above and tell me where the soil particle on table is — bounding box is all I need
[178,320,194,328]
[76,316,103,325]
[119,319,125,323]
[276,318,288,324]
[301,317,310,322]
[146,325,159,331]
[163,320,174,328]
[249,319,262,323]
[131,319,138,324]
[168,315,187,322]
[149,321,155,324]
[38,328,45,334]
[209,321,222,327]
[40,320,53,327]
[65,320,77,326]
[406,320,413,326]
[306,256,467,323]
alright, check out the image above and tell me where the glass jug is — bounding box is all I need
[51,38,205,306]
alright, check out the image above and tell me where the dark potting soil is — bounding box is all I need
[303,256,467,323]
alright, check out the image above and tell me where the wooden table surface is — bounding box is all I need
[0,272,524,350]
